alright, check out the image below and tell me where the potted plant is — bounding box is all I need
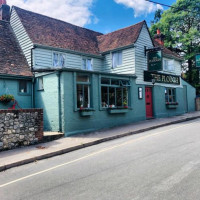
[0,94,15,104]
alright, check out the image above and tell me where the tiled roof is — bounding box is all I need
[14,6,102,55]
[97,21,145,53]
[154,40,183,60]
[0,20,32,76]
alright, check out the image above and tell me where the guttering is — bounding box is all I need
[32,68,137,79]
[0,74,33,80]
[33,44,103,59]
[100,44,135,55]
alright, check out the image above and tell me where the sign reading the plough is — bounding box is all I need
[148,50,162,71]
[196,54,200,68]
[144,71,180,85]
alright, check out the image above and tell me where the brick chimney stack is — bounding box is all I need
[154,29,165,46]
[0,0,10,21]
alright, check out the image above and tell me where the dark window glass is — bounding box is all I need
[19,81,28,93]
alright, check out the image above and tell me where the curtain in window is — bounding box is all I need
[112,53,118,68]
[53,53,59,67]
[60,54,65,67]
[87,59,92,70]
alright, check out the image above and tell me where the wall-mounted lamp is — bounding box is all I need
[152,78,156,86]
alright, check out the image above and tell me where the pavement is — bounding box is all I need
[0,111,200,172]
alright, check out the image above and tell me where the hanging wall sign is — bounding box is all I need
[148,50,162,71]
[144,71,180,85]
[196,54,200,68]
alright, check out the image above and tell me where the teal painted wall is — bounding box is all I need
[0,79,32,109]
[182,79,196,112]
[34,73,60,131]
[61,72,146,136]
[153,86,185,118]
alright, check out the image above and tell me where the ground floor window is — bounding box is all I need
[165,88,176,103]
[76,74,91,109]
[101,77,130,108]
[19,80,29,94]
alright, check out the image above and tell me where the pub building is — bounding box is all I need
[0,4,196,136]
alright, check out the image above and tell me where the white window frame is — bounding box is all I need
[53,52,65,67]
[82,58,93,71]
[163,59,175,72]
[112,51,122,68]
[38,77,44,90]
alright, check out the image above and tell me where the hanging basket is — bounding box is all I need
[0,94,15,104]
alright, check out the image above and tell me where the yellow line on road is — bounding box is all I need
[0,119,199,188]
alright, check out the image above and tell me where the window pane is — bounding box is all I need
[111,79,119,85]
[82,59,86,70]
[87,59,92,70]
[109,87,115,107]
[76,75,89,82]
[123,88,128,106]
[60,54,65,67]
[19,81,27,93]
[53,53,59,67]
[38,77,44,90]
[112,53,117,68]
[116,88,122,106]
[101,87,108,107]
[77,84,83,108]
[101,78,110,84]
[83,85,89,108]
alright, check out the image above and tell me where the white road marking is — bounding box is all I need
[153,160,200,192]
[0,120,199,188]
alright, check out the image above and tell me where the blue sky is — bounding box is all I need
[8,0,176,34]
[86,0,176,33]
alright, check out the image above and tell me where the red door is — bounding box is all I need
[145,87,153,118]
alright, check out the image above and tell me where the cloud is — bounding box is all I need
[7,0,97,27]
[114,0,163,17]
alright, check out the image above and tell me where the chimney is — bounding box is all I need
[154,29,165,46]
[0,0,10,21]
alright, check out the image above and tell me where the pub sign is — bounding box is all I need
[148,50,162,71]
[196,54,200,68]
[144,71,180,85]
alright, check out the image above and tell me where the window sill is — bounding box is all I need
[78,108,94,116]
[166,103,178,109]
[108,108,129,114]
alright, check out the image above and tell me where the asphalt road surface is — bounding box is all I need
[0,118,200,200]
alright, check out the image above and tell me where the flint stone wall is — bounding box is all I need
[0,109,43,151]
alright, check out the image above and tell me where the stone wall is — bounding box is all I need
[0,109,43,150]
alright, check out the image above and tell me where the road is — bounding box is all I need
[0,119,200,200]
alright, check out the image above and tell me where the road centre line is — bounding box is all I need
[0,120,199,188]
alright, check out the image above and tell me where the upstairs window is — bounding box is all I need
[112,51,122,68]
[165,88,176,103]
[53,52,65,67]
[82,58,93,70]
[163,59,174,72]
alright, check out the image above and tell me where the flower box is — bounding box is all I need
[108,108,128,114]
[79,108,94,116]
[0,94,14,104]
[166,102,178,109]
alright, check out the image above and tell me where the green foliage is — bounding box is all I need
[0,94,15,103]
[150,0,200,91]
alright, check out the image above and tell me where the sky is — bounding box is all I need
[7,0,176,34]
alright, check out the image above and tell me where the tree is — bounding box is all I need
[150,0,200,92]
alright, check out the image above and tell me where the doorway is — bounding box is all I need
[145,87,153,118]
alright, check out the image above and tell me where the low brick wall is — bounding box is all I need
[0,109,43,151]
